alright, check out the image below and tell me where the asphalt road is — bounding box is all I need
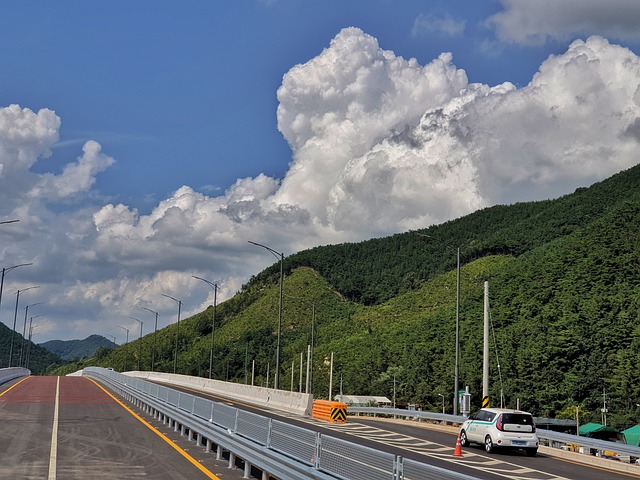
[159,381,640,480]
[0,376,247,480]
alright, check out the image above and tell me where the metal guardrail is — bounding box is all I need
[0,367,30,385]
[348,406,640,459]
[84,367,483,480]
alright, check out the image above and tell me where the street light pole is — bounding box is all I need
[248,240,285,390]
[118,325,130,371]
[192,275,219,380]
[0,262,33,311]
[129,317,143,371]
[417,233,461,416]
[26,317,45,371]
[161,294,182,374]
[9,285,39,367]
[139,307,158,372]
[20,302,44,367]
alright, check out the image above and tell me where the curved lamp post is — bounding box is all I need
[161,294,182,374]
[0,262,33,311]
[20,302,44,367]
[9,285,39,367]
[418,233,461,416]
[192,275,219,380]
[139,306,159,372]
[129,317,143,371]
[118,324,130,372]
[248,240,285,390]
[26,316,45,371]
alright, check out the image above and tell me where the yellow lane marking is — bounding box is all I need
[48,376,60,480]
[0,376,30,396]
[86,377,221,480]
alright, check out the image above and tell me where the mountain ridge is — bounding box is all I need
[54,162,640,428]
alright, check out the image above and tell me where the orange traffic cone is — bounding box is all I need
[453,435,464,457]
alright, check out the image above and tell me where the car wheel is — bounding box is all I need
[460,430,469,447]
[525,448,537,457]
[484,435,494,453]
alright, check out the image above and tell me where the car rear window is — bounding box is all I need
[501,413,534,431]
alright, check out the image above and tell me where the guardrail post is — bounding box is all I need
[266,418,273,449]
[395,456,403,480]
[314,432,321,470]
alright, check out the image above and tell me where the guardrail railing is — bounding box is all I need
[348,406,640,459]
[84,367,482,480]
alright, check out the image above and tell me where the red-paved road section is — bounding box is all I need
[0,376,222,480]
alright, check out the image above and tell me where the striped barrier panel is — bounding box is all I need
[312,400,347,423]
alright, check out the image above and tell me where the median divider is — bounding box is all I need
[124,371,314,416]
[312,400,348,423]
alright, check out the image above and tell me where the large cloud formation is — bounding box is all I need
[2,28,640,340]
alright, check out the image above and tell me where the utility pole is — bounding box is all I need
[482,281,489,408]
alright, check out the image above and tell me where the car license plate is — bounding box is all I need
[512,440,526,446]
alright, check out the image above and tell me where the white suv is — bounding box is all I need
[459,408,539,456]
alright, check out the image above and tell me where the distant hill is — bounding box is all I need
[41,334,117,361]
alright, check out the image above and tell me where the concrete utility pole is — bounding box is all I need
[482,281,490,408]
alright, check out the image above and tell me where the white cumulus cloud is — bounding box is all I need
[2,28,640,341]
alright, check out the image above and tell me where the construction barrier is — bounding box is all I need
[312,400,348,423]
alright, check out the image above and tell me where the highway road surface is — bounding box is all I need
[161,381,640,480]
[0,376,247,480]
[5,374,638,480]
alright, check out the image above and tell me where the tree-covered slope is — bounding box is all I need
[272,163,640,306]
[55,163,640,428]
[0,322,66,374]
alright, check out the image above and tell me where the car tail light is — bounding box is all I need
[496,414,504,431]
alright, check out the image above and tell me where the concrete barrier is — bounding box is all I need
[0,367,30,384]
[124,371,314,416]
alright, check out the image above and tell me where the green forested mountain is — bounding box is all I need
[56,164,640,429]
[0,321,65,374]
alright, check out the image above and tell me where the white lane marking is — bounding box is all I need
[48,376,60,480]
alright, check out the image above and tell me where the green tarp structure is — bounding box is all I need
[622,425,640,446]
[579,423,621,441]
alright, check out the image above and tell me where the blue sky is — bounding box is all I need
[2,0,640,343]
[1,0,561,212]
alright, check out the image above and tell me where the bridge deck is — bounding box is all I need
[0,376,242,479]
